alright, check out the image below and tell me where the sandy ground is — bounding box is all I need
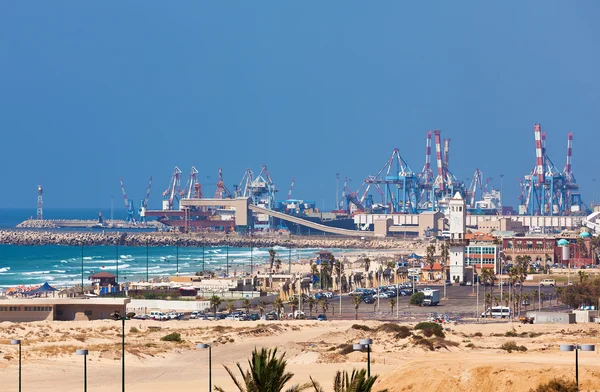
[1,319,600,392]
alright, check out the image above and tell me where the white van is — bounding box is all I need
[481,306,511,318]
[540,279,556,287]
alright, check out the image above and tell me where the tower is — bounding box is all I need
[448,192,467,283]
[36,185,43,220]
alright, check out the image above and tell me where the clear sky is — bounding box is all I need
[1,2,599,210]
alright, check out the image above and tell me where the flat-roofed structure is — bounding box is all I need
[0,297,130,322]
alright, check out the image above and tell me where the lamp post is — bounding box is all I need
[81,242,84,295]
[352,338,372,377]
[146,240,149,282]
[11,339,21,392]
[176,240,179,275]
[197,343,212,392]
[76,349,89,392]
[288,241,292,274]
[250,234,253,275]
[226,236,229,277]
[202,236,206,272]
[560,343,595,389]
[500,174,504,214]
[116,243,119,284]
[111,311,135,392]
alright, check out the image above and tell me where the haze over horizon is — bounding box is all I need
[1,2,599,210]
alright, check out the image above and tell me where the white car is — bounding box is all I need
[323,292,334,298]
[373,293,388,299]
[149,311,168,321]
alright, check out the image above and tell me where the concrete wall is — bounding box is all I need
[573,310,598,323]
[0,305,53,322]
[55,304,127,321]
[127,294,278,313]
[526,311,575,324]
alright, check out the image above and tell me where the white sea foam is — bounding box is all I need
[0,267,10,273]
[83,256,93,260]
[51,270,66,273]
[22,271,51,276]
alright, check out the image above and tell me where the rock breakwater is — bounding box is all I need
[0,230,423,250]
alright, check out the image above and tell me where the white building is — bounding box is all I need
[448,192,467,283]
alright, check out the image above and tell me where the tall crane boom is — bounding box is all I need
[162,166,181,210]
[287,178,295,199]
[120,177,136,223]
[143,177,152,208]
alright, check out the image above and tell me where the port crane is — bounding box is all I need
[162,166,181,210]
[214,168,233,199]
[120,177,137,223]
[138,176,152,224]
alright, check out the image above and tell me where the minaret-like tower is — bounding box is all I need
[37,185,43,220]
[448,192,468,283]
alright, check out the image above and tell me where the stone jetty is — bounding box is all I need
[0,230,424,250]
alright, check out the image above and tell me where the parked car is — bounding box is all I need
[248,313,260,321]
[323,292,334,298]
[149,311,168,321]
[522,299,530,306]
[317,314,328,321]
[306,315,317,320]
[363,296,375,304]
[266,312,278,321]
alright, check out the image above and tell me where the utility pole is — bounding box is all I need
[593,179,597,207]
[335,173,340,210]
[111,196,114,227]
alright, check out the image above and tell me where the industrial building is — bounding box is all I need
[0,298,130,322]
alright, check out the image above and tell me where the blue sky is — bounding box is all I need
[1,2,599,210]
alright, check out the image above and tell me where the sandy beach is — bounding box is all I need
[1,319,599,391]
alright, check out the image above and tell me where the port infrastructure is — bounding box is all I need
[519,124,582,216]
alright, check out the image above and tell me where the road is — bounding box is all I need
[266,284,561,321]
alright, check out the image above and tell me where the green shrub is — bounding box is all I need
[473,332,483,337]
[409,292,425,306]
[129,327,139,333]
[415,322,445,338]
[351,324,371,331]
[160,332,182,343]
[500,341,527,353]
[466,342,476,348]
[505,329,518,337]
[143,292,157,300]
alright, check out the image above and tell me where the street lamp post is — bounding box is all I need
[111,311,135,392]
[76,349,89,392]
[202,236,206,272]
[352,338,373,377]
[226,237,229,277]
[288,242,292,274]
[146,240,149,282]
[560,343,595,389]
[81,243,84,295]
[116,244,119,285]
[11,339,21,392]
[176,240,179,275]
[197,343,212,392]
[250,235,253,275]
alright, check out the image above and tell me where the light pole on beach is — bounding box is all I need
[225,236,229,277]
[560,343,595,389]
[111,311,135,392]
[202,236,206,272]
[76,349,89,392]
[176,239,179,275]
[353,338,372,377]
[197,343,212,392]
[11,339,21,392]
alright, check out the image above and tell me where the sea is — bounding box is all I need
[0,208,353,289]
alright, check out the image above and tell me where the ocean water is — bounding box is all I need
[0,243,352,289]
[0,209,355,289]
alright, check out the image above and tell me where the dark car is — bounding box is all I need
[306,315,317,320]
[363,295,375,304]
[266,312,278,320]
[317,314,328,321]
[248,313,260,321]
[314,293,325,300]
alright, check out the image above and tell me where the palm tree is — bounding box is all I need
[215,347,308,392]
[242,298,251,314]
[310,262,320,288]
[307,296,316,316]
[273,297,285,319]
[309,369,384,392]
[389,298,396,315]
[578,270,587,283]
[210,295,222,319]
[300,293,308,312]
[540,292,547,309]
[426,245,436,281]
[258,300,266,318]
[320,259,331,290]
[363,258,371,274]
[288,297,299,317]
[440,242,450,282]
[319,298,329,315]
[275,258,282,273]
[226,299,236,314]
[352,295,362,320]
[494,297,500,307]
[555,287,564,305]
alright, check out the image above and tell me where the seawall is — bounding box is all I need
[0,230,422,250]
